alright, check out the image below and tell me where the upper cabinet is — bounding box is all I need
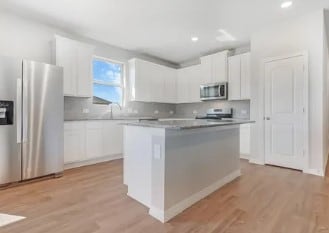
[177,65,202,103]
[128,58,177,103]
[228,52,251,100]
[200,50,228,84]
[128,50,249,104]
[55,35,94,97]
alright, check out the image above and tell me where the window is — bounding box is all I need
[92,57,123,105]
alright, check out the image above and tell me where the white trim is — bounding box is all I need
[240,154,250,160]
[149,169,241,223]
[64,154,123,170]
[262,51,309,171]
[303,168,325,177]
[249,158,265,165]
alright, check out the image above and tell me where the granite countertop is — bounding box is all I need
[64,116,158,121]
[121,119,254,130]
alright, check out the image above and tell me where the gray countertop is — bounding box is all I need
[121,119,254,130]
[64,116,158,121]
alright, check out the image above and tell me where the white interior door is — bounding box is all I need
[264,55,307,170]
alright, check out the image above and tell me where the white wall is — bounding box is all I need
[0,11,178,119]
[250,10,326,175]
[0,11,178,68]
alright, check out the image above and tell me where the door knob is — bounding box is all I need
[265,117,271,120]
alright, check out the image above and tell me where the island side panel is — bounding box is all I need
[124,125,165,207]
[163,126,241,219]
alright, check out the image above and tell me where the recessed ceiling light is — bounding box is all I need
[191,37,199,42]
[281,1,293,8]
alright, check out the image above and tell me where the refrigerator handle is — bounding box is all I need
[22,73,28,143]
[16,78,22,143]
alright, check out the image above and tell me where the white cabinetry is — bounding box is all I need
[103,121,124,156]
[64,122,86,164]
[177,65,202,103]
[129,59,177,103]
[240,53,251,99]
[86,121,104,159]
[64,120,130,169]
[228,52,251,100]
[200,50,228,84]
[240,124,250,159]
[55,35,94,97]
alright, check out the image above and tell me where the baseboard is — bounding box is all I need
[303,168,325,177]
[64,154,123,170]
[149,169,241,223]
[240,154,250,160]
[248,158,265,165]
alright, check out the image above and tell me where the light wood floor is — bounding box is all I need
[1,159,329,233]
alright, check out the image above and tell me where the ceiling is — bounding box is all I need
[0,0,328,64]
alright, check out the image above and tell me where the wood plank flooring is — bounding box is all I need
[0,159,329,233]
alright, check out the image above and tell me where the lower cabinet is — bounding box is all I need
[240,124,250,159]
[64,120,129,168]
[64,122,86,164]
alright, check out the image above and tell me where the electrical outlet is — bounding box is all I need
[169,110,174,115]
[154,110,159,115]
[133,109,138,114]
[192,110,198,115]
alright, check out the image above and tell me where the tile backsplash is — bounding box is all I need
[65,97,250,120]
[64,97,176,120]
[175,100,250,119]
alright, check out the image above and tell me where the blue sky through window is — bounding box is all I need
[93,58,123,104]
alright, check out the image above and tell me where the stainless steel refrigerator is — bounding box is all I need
[0,56,64,186]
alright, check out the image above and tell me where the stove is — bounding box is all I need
[196,108,233,120]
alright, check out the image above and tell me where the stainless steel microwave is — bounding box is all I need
[200,82,228,101]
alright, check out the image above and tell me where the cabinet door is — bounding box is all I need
[212,51,228,83]
[64,122,85,164]
[200,55,212,84]
[228,55,241,100]
[102,121,124,156]
[134,59,152,102]
[56,36,77,96]
[240,124,250,156]
[189,65,202,103]
[177,68,190,103]
[85,121,104,159]
[164,67,177,103]
[240,53,251,100]
[151,64,165,103]
[76,43,93,97]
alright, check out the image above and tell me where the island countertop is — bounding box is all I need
[121,119,254,130]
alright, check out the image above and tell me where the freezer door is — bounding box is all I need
[22,60,64,180]
[0,57,22,185]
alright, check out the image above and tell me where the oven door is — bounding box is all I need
[200,83,227,101]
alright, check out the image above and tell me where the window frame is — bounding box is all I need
[92,56,125,105]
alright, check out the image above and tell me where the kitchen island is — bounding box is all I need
[122,119,253,222]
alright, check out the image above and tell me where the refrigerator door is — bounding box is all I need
[22,60,64,180]
[0,56,22,185]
